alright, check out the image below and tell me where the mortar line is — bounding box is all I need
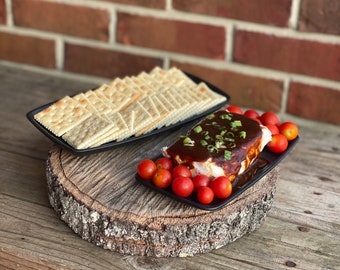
[281,77,291,116]
[289,0,301,30]
[226,23,235,62]
[5,0,13,27]
[108,5,117,44]
[165,0,172,11]
[55,37,64,71]
[163,57,170,69]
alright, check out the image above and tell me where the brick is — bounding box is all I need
[12,0,110,41]
[0,0,6,24]
[0,32,55,68]
[171,61,284,112]
[101,0,166,9]
[117,13,226,59]
[64,43,163,78]
[173,0,292,27]
[234,30,340,81]
[299,0,340,35]
[287,82,340,125]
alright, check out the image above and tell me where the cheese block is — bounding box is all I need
[162,110,272,181]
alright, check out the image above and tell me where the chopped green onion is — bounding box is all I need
[231,120,242,127]
[224,137,235,142]
[207,145,218,153]
[204,135,211,140]
[231,120,242,130]
[215,141,226,148]
[194,125,202,133]
[215,134,223,141]
[227,142,236,148]
[201,140,208,146]
[220,113,232,120]
[202,130,209,136]
[206,113,215,120]
[239,131,247,139]
[220,130,227,136]
[183,137,195,146]
[183,137,191,144]
[224,150,232,161]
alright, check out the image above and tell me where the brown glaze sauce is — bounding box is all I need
[166,111,263,179]
[232,158,269,191]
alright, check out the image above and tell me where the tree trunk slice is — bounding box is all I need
[46,128,278,257]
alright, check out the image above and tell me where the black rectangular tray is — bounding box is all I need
[26,73,230,156]
[136,136,299,211]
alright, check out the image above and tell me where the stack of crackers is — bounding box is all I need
[34,67,227,149]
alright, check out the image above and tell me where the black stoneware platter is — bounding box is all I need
[136,136,299,211]
[26,73,230,156]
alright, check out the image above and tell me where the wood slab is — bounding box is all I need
[46,127,278,257]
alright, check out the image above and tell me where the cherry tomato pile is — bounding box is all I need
[137,106,299,205]
[226,105,299,153]
[137,157,232,205]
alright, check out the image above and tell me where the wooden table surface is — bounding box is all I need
[1,64,339,270]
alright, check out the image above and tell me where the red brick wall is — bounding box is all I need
[0,0,339,125]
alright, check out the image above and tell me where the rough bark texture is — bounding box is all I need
[46,144,278,257]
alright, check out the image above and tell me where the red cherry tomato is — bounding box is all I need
[155,157,174,171]
[266,123,279,135]
[244,109,259,119]
[172,176,194,197]
[267,134,288,153]
[172,165,191,178]
[197,186,214,204]
[209,176,232,199]
[152,168,172,188]
[226,105,243,114]
[279,122,299,141]
[260,111,280,126]
[192,174,210,192]
[137,159,157,180]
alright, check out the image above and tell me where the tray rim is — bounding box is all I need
[26,72,230,156]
